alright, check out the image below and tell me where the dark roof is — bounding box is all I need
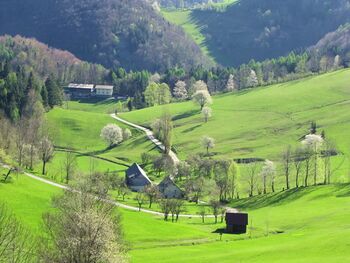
[125,163,152,188]
[158,176,183,193]
[225,212,248,226]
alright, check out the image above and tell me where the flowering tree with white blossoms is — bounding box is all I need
[100,124,123,147]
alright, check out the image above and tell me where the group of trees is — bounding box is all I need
[242,126,338,197]
[0,89,55,176]
[0,61,62,120]
[0,172,127,262]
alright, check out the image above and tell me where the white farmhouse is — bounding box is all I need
[95,85,114,97]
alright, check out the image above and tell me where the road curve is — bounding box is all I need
[110,113,180,164]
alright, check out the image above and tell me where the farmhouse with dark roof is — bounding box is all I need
[125,163,152,192]
[158,176,184,199]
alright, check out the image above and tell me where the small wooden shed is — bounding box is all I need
[225,210,248,234]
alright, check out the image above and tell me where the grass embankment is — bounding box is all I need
[1,171,350,262]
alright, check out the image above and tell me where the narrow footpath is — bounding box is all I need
[110,113,180,164]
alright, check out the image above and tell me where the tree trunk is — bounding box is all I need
[296,170,299,188]
[42,161,47,175]
[305,161,309,187]
[314,154,318,186]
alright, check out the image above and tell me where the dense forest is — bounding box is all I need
[0,0,211,72]
[191,0,350,66]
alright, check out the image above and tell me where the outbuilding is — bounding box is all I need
[158,176,184,199]
[125,163,152,192]
[225,210,248,234]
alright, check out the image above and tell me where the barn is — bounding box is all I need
[125,163,152,192]
[64,83,94,99]
[158,176,184,199]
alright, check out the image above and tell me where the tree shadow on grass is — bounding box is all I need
[231,187,318,210]
[173,110,199,121]
[182,124,202,133]
[334,183,350,197]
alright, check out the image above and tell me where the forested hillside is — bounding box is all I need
[0,35,110,120]
[189,0,350,66]
[0,0,211,72]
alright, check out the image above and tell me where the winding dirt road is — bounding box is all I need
[110,113,180,165]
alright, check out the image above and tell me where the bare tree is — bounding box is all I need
[184,176,205,204]
[39,174,126,263]
[214,160,231,202]
[158,112,173,155]
[62,151,77,184]
[198,206,207,223]
[175,161,191,181]
[143,184,160,208]
[135,192,147,212]
[0,203,36,263]
[210,200,221,224]
[170,199,184,222]
[260,160,275,194]
[246,162,259,197]
[282,146,292,190]
[15,121,26,166]
[159,198,172,221]
[293,147,304,188]
[39,137,54,175]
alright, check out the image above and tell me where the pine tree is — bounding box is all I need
[45,75,62,108]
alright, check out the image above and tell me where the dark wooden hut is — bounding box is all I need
[225,210,248,234]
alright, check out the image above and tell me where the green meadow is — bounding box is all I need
[1,169,350,262]
[120,69,350,178]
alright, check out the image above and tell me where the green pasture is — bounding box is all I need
[1,171,350,262]
[120,69,350,176]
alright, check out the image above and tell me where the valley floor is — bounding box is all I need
[1,168,350,262]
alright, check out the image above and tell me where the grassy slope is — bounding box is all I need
[121,69,350,159]
[45,106,159,172]
[161,0,237,61]
[161,9,210,56]
[1,170,350,262]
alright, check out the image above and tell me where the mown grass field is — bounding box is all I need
[1,170,350,262]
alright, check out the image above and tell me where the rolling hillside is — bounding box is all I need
[163,0,350,66]
[121,69,350,179]
[0,0,211,72]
